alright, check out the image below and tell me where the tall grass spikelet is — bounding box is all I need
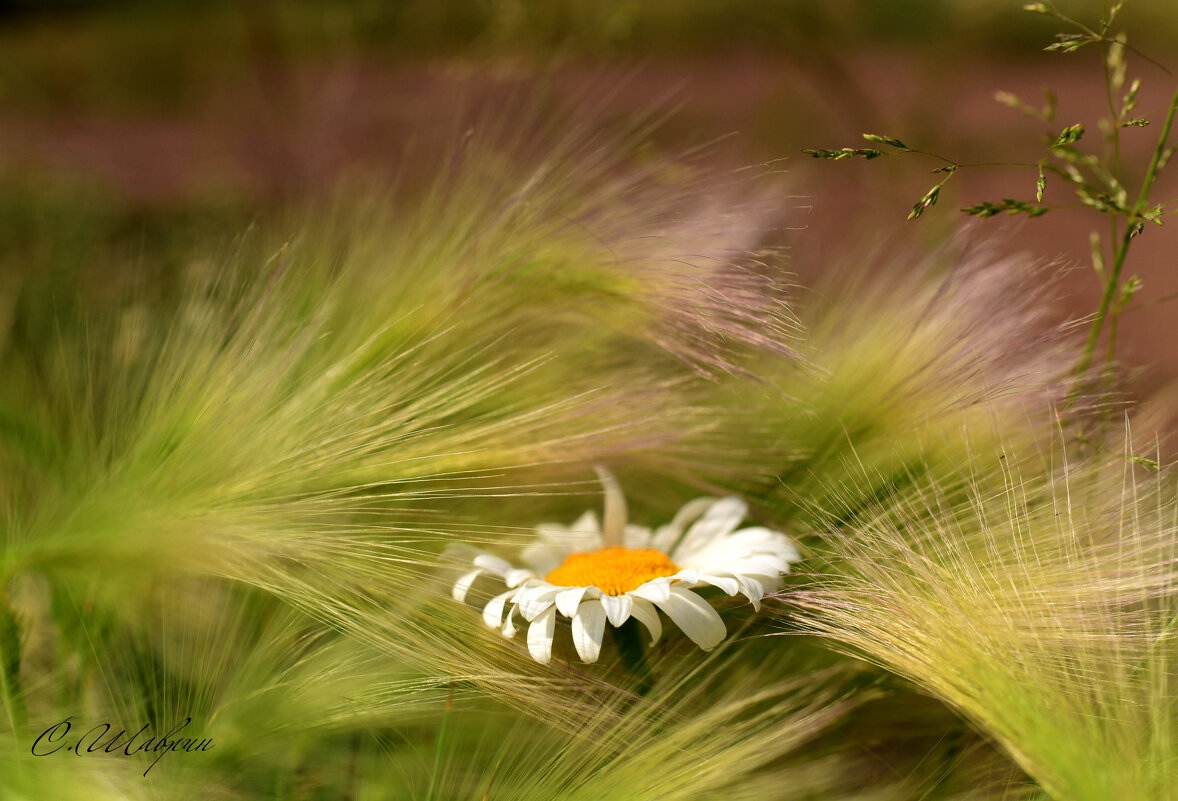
[0,112,819,796]
[681,242,1089,530]
[787,423,1178,800]
[0,119,796,584]
[3,87,1172,800]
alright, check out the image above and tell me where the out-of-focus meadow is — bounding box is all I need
[3,0,1177,383]
[3,4,1178,800]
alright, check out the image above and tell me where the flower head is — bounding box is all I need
[452,470,800,664]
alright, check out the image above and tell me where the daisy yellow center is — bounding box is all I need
[545,547,680,596]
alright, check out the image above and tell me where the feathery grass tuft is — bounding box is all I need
[788,425,1178,800]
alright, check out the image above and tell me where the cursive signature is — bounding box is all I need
[31,717,214,776]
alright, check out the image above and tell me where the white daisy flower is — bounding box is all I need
[452,470,801,665]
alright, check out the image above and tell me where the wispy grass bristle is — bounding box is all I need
[787,422,1178,800]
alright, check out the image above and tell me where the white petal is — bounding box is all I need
[747,573,782,595]
[673,497,748,560]
[599,593,633,627]
[699,573,741,596]
[571,600,607,663]
[473,554,514,576]
[650,525,680,554]
[628,598,662,644]
[735,574,765,609]
[721,558,786,577]
[569,509,602,534]
[669,568,700,586]
[675,537,754,571]
[508,578,544,602]
[651,497,716,553]
[719,529,801,564]
[555,586,590,617]
[538,509,601,539]
[558,510,604,550]
[629,577,672,604]
[520,544,564,574]
[529,511,603,564]
[622,525,653,549]
[527,607,557,665]
[504,568,536,588]
[729,526,798,549]
[502,610,518,638]
[452,569,482,603]
[654,586,727,651]
[482,590,514,628]
[518,586,561,622]
[779,541,802,565]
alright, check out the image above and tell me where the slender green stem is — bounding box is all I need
[1075,83,1178,378]
[1101,34,1122,374]
[1102,39,1122,180]
[954,160,1047,169]
[909,148,1042,170]
[1106,304,1120,365]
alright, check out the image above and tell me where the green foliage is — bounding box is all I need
[962,198,1049,218]
[3,4,1178,799]
[802,148,884,161]
[2,133,1175,798]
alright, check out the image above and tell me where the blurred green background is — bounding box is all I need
[2,0,1177,381]
[2,6,1177,797]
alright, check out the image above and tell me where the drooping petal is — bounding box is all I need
[452,569,482,603]
[527,607,557,665]
[482,590,514,628]
[599,593,633,627]
[571,599,607,663]
[628,597,662,644]
[502,609,518,638]
[555,586,591,617]
[654,585,727,651]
